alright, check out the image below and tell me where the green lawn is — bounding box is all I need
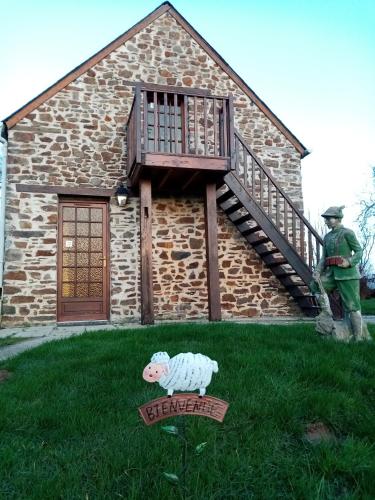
[0,323,374,499]
[361,297,375,315]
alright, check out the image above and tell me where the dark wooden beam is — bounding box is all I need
[181,171,200,191]
[204,182,221,321]
[16,184,114,197]
[144,153,229,171]
[157,169,173,191]
[140,177,154,325]
[138,82,213,97]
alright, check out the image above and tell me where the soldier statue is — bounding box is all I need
[310,206,370,341]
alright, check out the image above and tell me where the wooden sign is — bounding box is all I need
[138,393,229,425]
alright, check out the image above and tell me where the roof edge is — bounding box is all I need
[4,2,171,128]
[167,8,309,158]
[4,1,309,158]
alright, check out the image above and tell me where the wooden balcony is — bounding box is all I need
[126,84,234,193]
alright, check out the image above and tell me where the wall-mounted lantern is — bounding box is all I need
[115,184,129,207]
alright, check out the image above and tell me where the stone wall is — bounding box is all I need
[152,197,208,321]
[2,190,57,325]
[2,11,304,326]
[217,211,300,318]
[110,197,140,324]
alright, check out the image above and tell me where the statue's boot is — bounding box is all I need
[314,293,335,335]
[349,311,371,341]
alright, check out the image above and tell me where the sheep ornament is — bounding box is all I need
[143,352,219,397]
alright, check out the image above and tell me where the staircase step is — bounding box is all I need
[258,248,280,257]
[232,213,252,225]
[284,281,307,289]
[290,291,314,299]
[216,190,234,204]
[225,202,242,215]
[267,259,288,268]
[250,236,270,247]
[274,270,298,278]
[241,225,261,236]
[297,299,319,308]
[282,276,308,288]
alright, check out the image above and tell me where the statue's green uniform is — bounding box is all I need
[310,225,362,312]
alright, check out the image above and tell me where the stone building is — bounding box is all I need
[0,2,322,327]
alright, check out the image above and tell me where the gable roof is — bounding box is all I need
[4,1,309,158]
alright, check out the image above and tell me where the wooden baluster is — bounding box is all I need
[169,93,173,153]
[222,100,228,156]
[204,97,208,156]
[276,189,280,229]
[194,96,198,155]
[163,92,168,153]
[130,112,133,164]
[244,149,248,188]
[153,91,158,153]
[260,168,264,208]
[300,220,305,261]
[292,210,296,248]
[126,111,131,172]
[251,157,255,196]
[135,85,141,164]
[143,91,148,153]
[268,176,272,217]
[308,230,313,270]
[235,135,240,174]
[183,95,188,154]
[284,199,288,239]
[174,93,178,154]
[213,98,217,156]
[169,92,173,153]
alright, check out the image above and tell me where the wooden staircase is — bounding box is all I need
[217,132,324,317]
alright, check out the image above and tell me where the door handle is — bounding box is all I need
[99,257,107,268]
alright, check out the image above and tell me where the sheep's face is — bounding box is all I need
[142,363,168,382]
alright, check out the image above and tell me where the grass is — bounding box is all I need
[0,322,374,499]
[0,337,30,348]
[361,297,375,315]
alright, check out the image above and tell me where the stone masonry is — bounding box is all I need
[3,11,304,326]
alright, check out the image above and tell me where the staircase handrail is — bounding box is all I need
[234,131,323,245]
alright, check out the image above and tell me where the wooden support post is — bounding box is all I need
[140,177,154,325]
[204,182,221,321]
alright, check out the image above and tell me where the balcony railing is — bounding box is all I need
[126,85,234,179]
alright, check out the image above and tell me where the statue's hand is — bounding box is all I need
[338,258,350,268]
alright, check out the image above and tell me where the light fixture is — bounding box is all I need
[115,183,129,207]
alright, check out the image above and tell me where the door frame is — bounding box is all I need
[56,196,110,323]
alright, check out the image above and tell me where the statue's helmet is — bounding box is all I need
[321,206,345,219]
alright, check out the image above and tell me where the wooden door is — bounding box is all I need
[57,199,109,322]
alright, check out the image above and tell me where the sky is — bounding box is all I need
[1,0,374,239]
